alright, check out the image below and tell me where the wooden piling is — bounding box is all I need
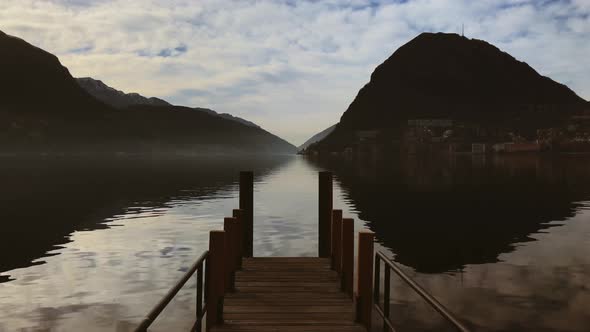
[331,209,343,272]
[356,231,374,329]
[232,209,244,270]
[239,171,254,257]
[206,230,225,331]
[318,171,333,257]
[341,217,354,297]
[223,217,237,292]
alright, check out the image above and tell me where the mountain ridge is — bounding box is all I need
[311,32,589,152]
[76,77,171,109]
[0,30,295,154]
[298,124,336,151]
[76,77,260,128]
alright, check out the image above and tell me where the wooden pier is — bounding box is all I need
[215,257,365,332]
[136,171,471,332]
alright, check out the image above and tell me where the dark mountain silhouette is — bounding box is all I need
[191,107,260,128]
[298,124,336,151]
[0,31,108,114]
[76,77,260,128]
[0,31,295,154]
[76,77,171,108]
[312,32,589,152]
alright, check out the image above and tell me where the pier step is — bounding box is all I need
[212,257,366,332]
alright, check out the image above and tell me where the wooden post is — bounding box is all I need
[331,210,343,272]
[232,209,244,270]
[239,171,254,257]
[206,230,225,331]
[341,217,354,297]
[356,231,374,330]
[223,217,236,292]
[318,171,333,257]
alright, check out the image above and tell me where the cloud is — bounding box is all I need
[138,44,188,58]
[0,0,588,145]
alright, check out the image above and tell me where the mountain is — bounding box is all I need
[298,124,336,151]
[0,31,107,114]
[0,30,296,154]
[310,32,589,152]
[77,77,260,128]
[76,77,171,109]
[194,107,260,128]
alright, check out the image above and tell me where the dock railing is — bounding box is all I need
[373,251,471,332]
[135,250,209,332]
[134,209,245,332]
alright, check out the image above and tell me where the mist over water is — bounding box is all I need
[0,155,588,331]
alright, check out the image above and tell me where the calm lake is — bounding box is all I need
[0,154,588,331]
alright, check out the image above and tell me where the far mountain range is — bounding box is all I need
[76,77,260,128]
[2,29,588,156]
[0,30,295,155]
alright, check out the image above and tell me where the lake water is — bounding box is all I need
[0,155,588,331]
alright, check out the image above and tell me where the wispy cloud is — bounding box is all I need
[1,0,588,145]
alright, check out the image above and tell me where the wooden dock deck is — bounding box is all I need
[213,257,366,332]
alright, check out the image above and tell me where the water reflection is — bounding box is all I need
[0,155,326,332]
[313,155,590,273]
[0,155,291,281]
[312,154,590,331]
[0,155,588,331]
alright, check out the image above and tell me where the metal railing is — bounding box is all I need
[135,250,209,332]
[374,251,471,332]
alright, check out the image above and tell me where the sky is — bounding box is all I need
[0,0,589,145]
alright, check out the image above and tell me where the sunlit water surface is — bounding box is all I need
[0,155,588,331]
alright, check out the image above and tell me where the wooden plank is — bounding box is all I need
[356,231,374,329]
[225,292,349,299]
[211,256,367,332]
[239,171,253,257]
[224,217,237,292]
[341,218,354,298]
[220,319,358,326]
[237,268,336,273]
[235,288,343,293]
[318,171,333,257]
[240,263,332,268]
[207,230,226,331]
[241,264,331,269]
[224,301,352,306]
[234,277,340,282]
[235,273,339,278]
[243,257,331,261]
[331,210,343,272]
[225,295,351,301]
[213,326,366,332]
[232,209,244,269]
[237,272,335,278]
[224,306,354,313]
[235,281,339,287]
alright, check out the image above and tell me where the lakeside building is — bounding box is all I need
[309,111,590,158]
[493,142,541,153]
